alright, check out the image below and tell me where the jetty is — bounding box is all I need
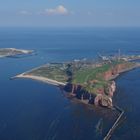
[104,106,124,140]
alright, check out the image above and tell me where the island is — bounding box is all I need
[13,55,140,108]
[0,48,34,58]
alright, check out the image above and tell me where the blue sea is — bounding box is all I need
[0,27,140,140]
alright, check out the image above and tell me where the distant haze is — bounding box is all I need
[0,0,140,27]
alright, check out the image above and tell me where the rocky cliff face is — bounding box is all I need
[95,64,127,107]
[103,63,132,80]
[95,81,116,107]
[94,63,133,107]
[104,81,116,97]
[64,63,133,108]
[94,94,113,107]
[65,81,116,108]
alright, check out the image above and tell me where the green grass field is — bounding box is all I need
[72,64,111,84]
[27,60,136,95]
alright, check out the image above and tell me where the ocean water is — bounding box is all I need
[0,27,140,140]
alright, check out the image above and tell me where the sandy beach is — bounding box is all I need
[14,74,67,86]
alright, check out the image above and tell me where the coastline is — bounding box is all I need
[10,62,140,109]
[12,62,140,93]
[11,62,140,108]
[0,48,34,58]
[108,63,140,81]
[13,74,67,86]
[11,62,140,140]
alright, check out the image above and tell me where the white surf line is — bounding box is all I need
[15,74,66,86]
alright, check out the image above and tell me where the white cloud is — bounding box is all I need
[19,10,32,15]
[40,5,69,16]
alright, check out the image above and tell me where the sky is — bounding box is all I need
[0,0,140,27]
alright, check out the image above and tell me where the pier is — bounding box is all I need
[103,106,124,140]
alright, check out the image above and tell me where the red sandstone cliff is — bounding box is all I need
[68,63,136,108]
[103,63,133,80]
[94,63,133,107]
